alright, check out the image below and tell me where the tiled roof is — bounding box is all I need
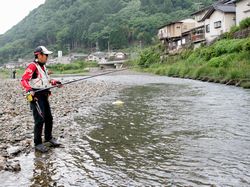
[200,3,235,21]
[214,4,236,13]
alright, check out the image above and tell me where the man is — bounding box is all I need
[21,46,62,153]
[12,69,17,79]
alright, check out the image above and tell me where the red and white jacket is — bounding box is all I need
[21,61,58,92]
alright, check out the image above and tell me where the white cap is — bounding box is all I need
[34,46,53,55]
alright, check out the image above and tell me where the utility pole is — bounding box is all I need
[96,41,99,52]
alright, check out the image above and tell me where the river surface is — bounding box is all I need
[1,74,250,187]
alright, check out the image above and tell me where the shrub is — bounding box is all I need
[154,66,168,75]
[207,54,236,68]
[186,52,203,65]
[192,66,211,78]
[180,49,193,60]
[179,66,191,77]
[138,48,160,68]
[239,17,250,30]
[208,57,222,68]
[243,37,250,51]
[226,69,241,79]
[167,66,179,76]
[199,47,216,61]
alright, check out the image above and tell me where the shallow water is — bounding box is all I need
[1,75,250,186]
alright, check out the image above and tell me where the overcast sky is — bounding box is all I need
[0,0,45,34]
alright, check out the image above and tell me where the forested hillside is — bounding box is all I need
[0,0,215,64]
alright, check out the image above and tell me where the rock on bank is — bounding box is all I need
[0,77,121,172]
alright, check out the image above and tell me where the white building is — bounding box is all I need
[87,52,107,62]
[114,52,126,60]
[201,3,236,43]
[235,0,250,25]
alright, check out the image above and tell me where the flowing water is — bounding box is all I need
[1,74,250,187]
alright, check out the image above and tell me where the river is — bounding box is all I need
[1,74,250,186]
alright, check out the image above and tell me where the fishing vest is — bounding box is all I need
[29,62,51,89]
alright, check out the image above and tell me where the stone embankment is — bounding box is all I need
[0,77,121,172]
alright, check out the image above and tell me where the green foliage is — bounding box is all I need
[47,60,97,74]
[0,0,217,64]
[208,56,228,68]
[230,25,240,33]
[239,17,250,30]
[179,49,193,60]
[242,37,250,51]
[166,66,180,76]
[132,37,250,87]
[224,17,250,39]
[138,47,161,68]
[188,39,247,63]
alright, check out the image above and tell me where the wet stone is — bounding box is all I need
[0,156,6,171]
[0,77,121,172]
[4,160,21,172]
[7,146,22,156]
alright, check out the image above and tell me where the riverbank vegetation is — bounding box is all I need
[0,60,98,78]
[47,60,98,74]
[0,68,24,79]
[129,36,250,89]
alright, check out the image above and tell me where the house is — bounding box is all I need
[158,21,182,41]
[87,51,107,62]
[191,6,211,26]
[87,54,99,61]
[114,52,126,60]
[158,19,197,53]
[70,53,88,61]
[190,6,211,47]
[158,0,238,52]
[235,0,250,25]
[190,26,206,48]
[201,2,236,43]
[4,63,17,69]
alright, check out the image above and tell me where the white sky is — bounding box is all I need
[0,0,45,34]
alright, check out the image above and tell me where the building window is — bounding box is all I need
[214,21,221,29]
[206,24,210,33]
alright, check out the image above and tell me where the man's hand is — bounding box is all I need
[56,81,63,88]
[51,80,63,87]
[29,90,35,96]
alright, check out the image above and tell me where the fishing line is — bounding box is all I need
[34,68,128,93]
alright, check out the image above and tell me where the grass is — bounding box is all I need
[0,60,99,79]
[47,60,98,74]
[0,68,24,79]
[133,37,250,88]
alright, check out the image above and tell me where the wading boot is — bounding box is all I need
[47,138,61,147]
[35,144,48,153]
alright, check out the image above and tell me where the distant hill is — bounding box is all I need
[0,0,215,64]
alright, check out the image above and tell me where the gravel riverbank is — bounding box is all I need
[0,76,123,172]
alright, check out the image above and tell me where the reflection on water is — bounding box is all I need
[1,75,250,186]
[31,152,56,187]
[73,82,250,186]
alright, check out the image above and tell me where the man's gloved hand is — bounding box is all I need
[51,80,63,87]
[56,80,63,88]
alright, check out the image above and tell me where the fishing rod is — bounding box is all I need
[34,67,128,93]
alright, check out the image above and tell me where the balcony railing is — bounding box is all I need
[191,34,205,42]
